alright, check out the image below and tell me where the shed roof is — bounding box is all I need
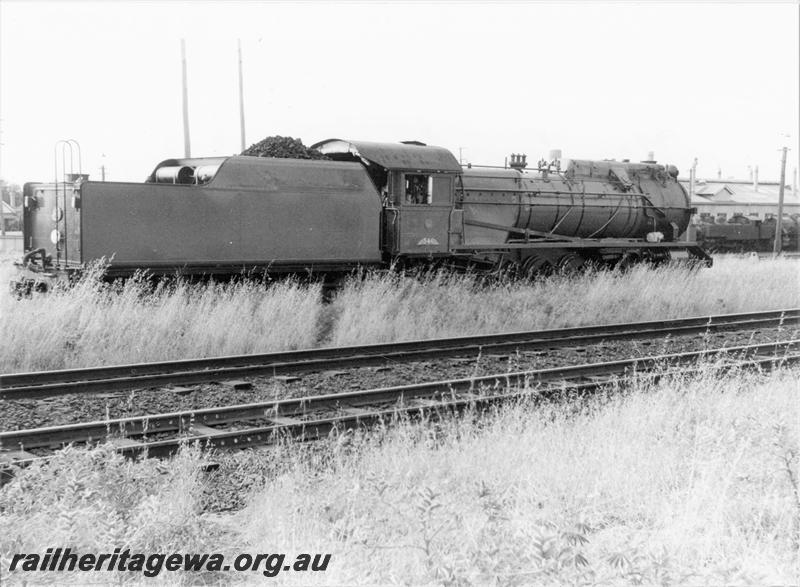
[681,180,800,205]
[693,184,734,200]
[311,139,462,173]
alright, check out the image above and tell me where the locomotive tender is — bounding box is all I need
[13,139,710,291]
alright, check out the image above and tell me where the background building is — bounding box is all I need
[1,199,20,232]
[680,178,800,223]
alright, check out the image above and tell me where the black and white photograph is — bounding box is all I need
[0,0,798,584]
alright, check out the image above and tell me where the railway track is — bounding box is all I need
[1,309,797,400]
[2,339,798,470]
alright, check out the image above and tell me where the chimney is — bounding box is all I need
[717,167,722,179]
[509,153,528,170]
[753,166,759,192]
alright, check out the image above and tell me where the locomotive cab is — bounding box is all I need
[312,139,464,261]
[383,170,460,256]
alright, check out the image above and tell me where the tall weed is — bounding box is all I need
[0,365,797,584]
[237,365,799,584]
[0,445,232,584]
[328,256,800,345]
[1,255,797,371]
[0,268,323,372]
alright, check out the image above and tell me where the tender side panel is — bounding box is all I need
[80,159,381,270]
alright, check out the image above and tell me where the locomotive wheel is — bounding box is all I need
[645,250,671,267]
[521,255,552,277]
[555,253,585,274]
[615,252,640,272]
[485,259,516,281]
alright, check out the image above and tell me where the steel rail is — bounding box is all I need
[2,339,797,460]
[1,309,797,400]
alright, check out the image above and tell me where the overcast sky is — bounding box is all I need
[1,1,798,185]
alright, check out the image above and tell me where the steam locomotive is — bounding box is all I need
[12,139,710,292]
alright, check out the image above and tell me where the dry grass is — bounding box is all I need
[2,253,797,583]
[237,364,800,585]
[0,445,233,585]
[0,264,323,373]
[328,256,800,345]
[1,255,798,373]
[1,364,797,585]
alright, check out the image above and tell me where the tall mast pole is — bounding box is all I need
[181,39,191,158]
[773,146,788,255]
[238,39,246,152]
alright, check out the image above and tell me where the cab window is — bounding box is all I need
[403,174,452,205]
[405,174,431,205]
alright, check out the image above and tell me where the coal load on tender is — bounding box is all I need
[241,136,329,159]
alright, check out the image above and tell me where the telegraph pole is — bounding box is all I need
[181,39,191,158]
[238,39,246,152]
[773,146,788,255]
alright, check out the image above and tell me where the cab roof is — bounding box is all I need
[311,139,462,173]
